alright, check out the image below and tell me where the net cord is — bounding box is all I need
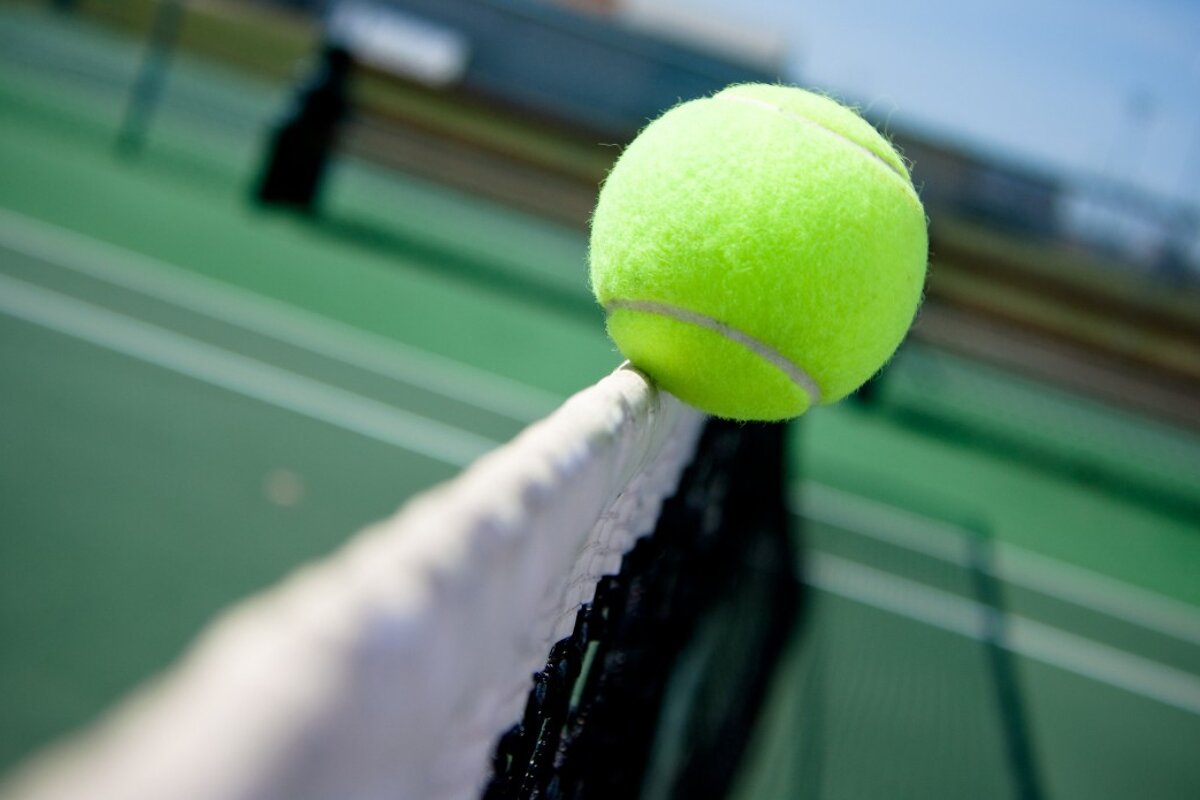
[1,366,704,800]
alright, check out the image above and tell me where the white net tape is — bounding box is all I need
[1,366,704,800]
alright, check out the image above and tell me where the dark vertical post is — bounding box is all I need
[253,44,353,213]
[966,528,1045,800]
[116,0,186,157]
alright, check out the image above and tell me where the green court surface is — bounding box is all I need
[1,6,1198,797]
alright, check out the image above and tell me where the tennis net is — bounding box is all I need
[1,365,799,800]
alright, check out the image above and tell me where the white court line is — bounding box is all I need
[798,482,1200,647]
[798,482,971,563]
[810,553,1200,716]
[0,208,561,423]
[0,273,500,468]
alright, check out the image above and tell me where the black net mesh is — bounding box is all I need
[484,418,803,800]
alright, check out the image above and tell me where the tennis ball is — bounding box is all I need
[589,84,928,421]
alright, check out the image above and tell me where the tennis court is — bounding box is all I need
[1,5,1198,798]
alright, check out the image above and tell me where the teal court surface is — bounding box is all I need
[1,6,1199,798]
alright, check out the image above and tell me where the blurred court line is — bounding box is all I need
[0,208,561,424]
[800,483,1200,647]
[0,272,498,467]
[810,553,1200,715]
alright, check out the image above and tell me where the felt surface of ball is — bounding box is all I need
[589,83,928,421]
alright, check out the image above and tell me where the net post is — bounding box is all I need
[252,43,354,212]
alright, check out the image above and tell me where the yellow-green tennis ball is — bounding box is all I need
[589,83,928,421]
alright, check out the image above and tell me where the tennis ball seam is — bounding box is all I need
[716,93,923,211]
[605,298,823,403]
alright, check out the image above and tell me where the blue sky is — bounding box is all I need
[659,0,1200,210]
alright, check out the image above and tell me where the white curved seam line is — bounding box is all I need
[717,93,922,207]
[605,299,821,403]
[718,92,906,179]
